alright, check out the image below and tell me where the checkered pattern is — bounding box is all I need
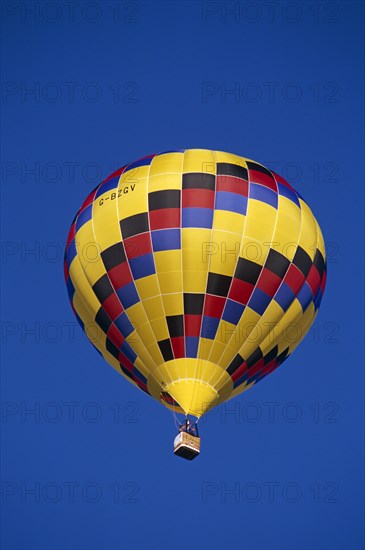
[64,150,326,414]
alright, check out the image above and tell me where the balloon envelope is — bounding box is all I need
[64,150,326,417]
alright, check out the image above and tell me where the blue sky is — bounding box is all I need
[1,1,364,549]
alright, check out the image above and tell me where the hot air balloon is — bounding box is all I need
[64,149,326,460]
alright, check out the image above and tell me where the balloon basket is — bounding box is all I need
[173,431,200,460]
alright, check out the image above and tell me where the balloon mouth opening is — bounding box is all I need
[159,393,202,424]
[147,358,234,417]
[159,379,220,418]
[160,391,183,409]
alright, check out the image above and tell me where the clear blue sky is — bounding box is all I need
[1,2,364,549]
